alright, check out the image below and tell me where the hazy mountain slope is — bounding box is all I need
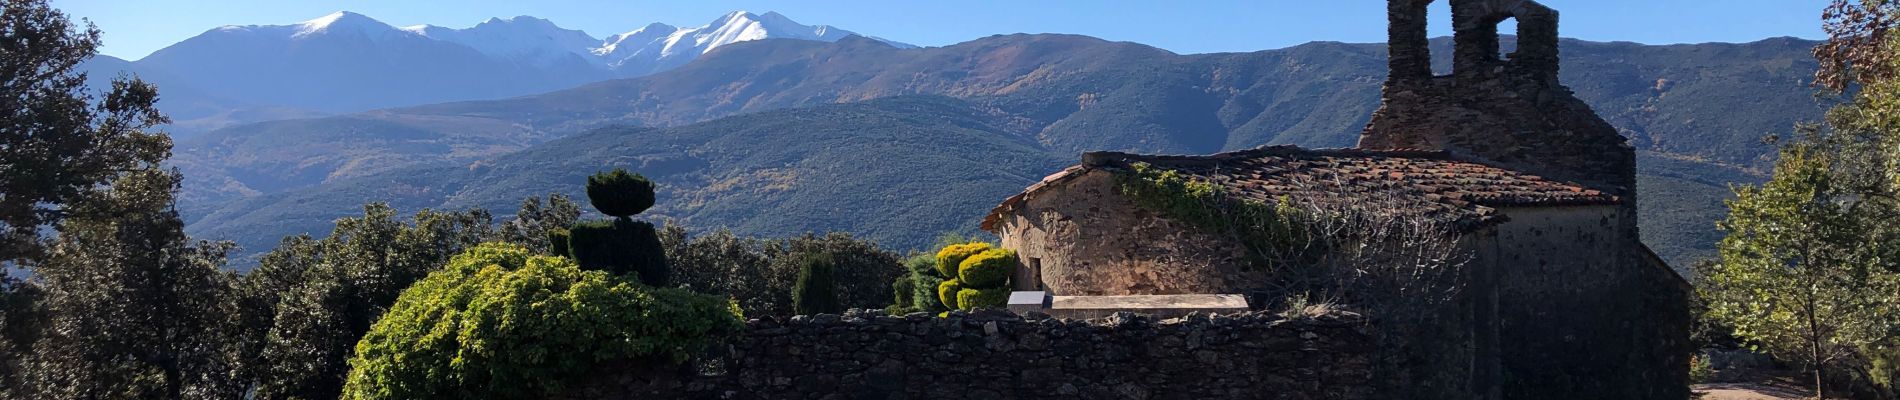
[77,55,330,138]
[170,111,546,217]
[402,16,603,69]
[136,12,597,113]
[90,10,901,134]
[186,97,1762,268]
[181,34,1817,266]
[180,34,1810,210]
[189,96,1065,263]
[1558,37,1827,167]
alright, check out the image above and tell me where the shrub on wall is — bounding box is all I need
[342,243,742,400]
[1113,162,1313,268]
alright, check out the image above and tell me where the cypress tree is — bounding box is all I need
[792,252,841,315]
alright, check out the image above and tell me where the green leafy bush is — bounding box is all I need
[956,287,1010,310]
[1689,354,1713,384]
[934,243,991,278]
[1115,162,1312,268]
[660,227,904,316]
[793,252,841,315]
[342,243,741,400]
[903,255,947,313]
[957,248,1015,288]
[937,279,963,310]
[584,169,656,218]
[891,274,915,308]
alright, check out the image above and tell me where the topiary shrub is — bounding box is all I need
[342,243,741,400]
[792,252,841,315]
[547,228,570,257]
[568,169,669,285]
[934,243,991,278]
[925,242,1018,311]
[937,279,963,310]
[957,248,1015,288]
[956,287,1010,310]
[566,219,669,285]
[585,169,656,219]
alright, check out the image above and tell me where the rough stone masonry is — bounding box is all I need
[563,309,1375,400]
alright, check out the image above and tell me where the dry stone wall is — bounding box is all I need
[564,309,1376,400]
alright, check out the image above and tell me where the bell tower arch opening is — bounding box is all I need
[1452,0,1559,82]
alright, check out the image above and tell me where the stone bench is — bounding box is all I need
[1008,291,1251,319]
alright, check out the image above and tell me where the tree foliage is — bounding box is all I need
[1702,143,1900,397]
[342,243,742,400]
[792,252,841,315]
[496,193,581,255]
[0,0,171,264]
[1699,3,1900,396]
[660,226,904,316]
[902,254,946,314]
[233,204,495,400]
[1817,0,1900,93]
[15,169,240,399]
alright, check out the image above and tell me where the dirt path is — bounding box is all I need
[1693,383,1812,400]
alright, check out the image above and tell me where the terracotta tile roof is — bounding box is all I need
[981,145,1620,231]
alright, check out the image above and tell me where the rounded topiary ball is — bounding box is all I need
[957,248,1015,288]
[585,169,656,218]
[934,242,992,278]
[936,279,964,310]
[956,287,1011,310]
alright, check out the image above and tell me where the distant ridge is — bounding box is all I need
[81,10,909,135]
[172,33,1824,269]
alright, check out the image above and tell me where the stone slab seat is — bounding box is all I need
[1010,291,1251,319]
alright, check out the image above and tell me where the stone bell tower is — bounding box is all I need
[1359,0,1635,201]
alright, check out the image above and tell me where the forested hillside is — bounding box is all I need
[178,34,1825,267]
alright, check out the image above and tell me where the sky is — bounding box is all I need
[53,0,1830,61]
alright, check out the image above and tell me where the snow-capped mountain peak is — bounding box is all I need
[595,10,913,75]
[158,10,910,88]
[294,11,397,38]
[404,14,600,67]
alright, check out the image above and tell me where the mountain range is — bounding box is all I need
[161,27,1827,268]
[80,10,908,135]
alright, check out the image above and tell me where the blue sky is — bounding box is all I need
[54,0,1829,60]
